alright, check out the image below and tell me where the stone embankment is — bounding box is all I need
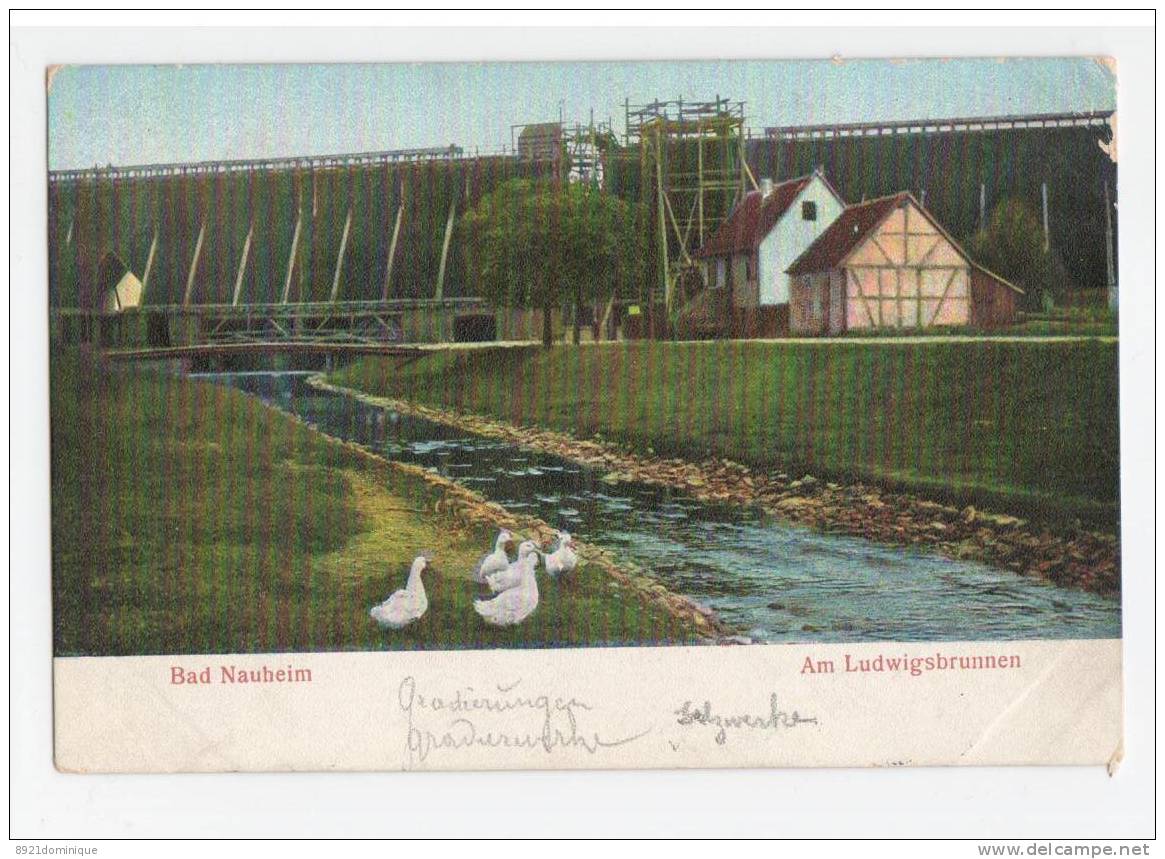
[313,376,1120,598]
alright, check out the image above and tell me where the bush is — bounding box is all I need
[968,199,1075,310]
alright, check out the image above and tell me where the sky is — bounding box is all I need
[47,58,1116,171]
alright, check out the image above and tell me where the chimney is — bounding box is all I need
[760,177,774,198]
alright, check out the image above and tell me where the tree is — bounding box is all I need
[967,198,1074,310]
[462,178,645,347]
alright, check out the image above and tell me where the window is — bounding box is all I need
[802,200,818,221]
[713,259,726,289]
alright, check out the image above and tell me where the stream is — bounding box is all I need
[205,371,1121,644]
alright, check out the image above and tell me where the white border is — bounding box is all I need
[9,13,1155,841]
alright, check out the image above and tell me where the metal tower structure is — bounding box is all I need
[626,96,756,318]
[563,113,613,187]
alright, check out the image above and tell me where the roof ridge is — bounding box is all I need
[844,190,911,209]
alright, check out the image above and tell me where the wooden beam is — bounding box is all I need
[1104,181,1116,298]
[1041,182,1050,252]
[662,192,692,265]
[182,221,206,306]
[655,133,670,315]
[282,213,302,304]
[383,204,403,301]
[232,223,253,306]
[434,200,456,300]
[140,228,158,302]
[696,129,704,247]
[330,208,352,303]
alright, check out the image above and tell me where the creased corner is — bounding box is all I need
[1106,736,1124,776]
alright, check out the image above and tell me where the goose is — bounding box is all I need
[541,530,578,577]
[370,555,431,629]
[472,529,514,583]
[485,540,540,593]
[474,550,540,627]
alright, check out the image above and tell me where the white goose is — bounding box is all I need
[370,555,431,629]
[472,529,514,583]
[474,550,540,627]
[485,540,540,593]
[541,530,578,577]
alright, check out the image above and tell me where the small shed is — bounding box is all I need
[970,263,1023,328]
[786,192,1021,335]
[97,251,143,313]
[517,122,563,161]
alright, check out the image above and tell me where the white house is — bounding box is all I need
[693,168,847,309]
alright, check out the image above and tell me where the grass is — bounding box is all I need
[50,352,695,656]
[333,339,1120,531]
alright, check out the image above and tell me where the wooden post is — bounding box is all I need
[1104,181,1117,311]
[282,213,302,304]
[435,199,456,301]
[696,121,704,247]
[140,227,158,301]
[383,203,403,301]
[330,208,352,303]
[1041,182,1050,252]
[232,223,253,306]
[182,220,206,306]
[655,132,670,318]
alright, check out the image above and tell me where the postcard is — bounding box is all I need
[48,57,1122,773]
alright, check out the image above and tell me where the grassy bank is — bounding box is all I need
[333,340,1120,530]
[51,353,695,656]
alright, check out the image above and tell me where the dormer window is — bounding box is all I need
[802,201,818,221]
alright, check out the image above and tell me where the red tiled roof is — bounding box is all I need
[785,192,911,275]
[693,175,814,258]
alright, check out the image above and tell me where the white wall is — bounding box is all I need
[756,174,845,306]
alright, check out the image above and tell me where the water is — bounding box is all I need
[206,371,1120,643]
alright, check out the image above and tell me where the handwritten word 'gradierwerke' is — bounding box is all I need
[674,694,818,745]
[397,676,650,765]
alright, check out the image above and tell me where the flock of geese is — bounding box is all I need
[369,528,578,630]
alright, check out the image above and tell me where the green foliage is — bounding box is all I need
[336,340,1120,530]
[461,179,646,344]
[968,198,1074,310]
[50,353,692,655]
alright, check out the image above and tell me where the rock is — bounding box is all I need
[767,601,785,611]
[929,521,948,531]
[720,635,754,646]
[961,505,977,523]
[776,496,815,511]
[800,474,818,485]
[979,512,1026,528]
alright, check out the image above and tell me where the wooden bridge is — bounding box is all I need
[53,297,501,352]
[101,340,434,363]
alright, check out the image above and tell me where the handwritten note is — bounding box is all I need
[674,694,818,745]
[398,676,651,766]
